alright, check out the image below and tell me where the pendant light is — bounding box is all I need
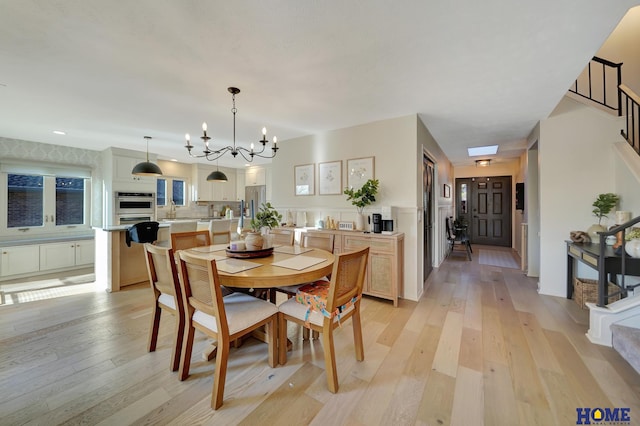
[132,136,163,176]
[206,159,228,182]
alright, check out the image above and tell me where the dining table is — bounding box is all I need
[180,243,336,361]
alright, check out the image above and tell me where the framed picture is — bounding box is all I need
[318,160,342,195]
[294,163,315,196]
[347,156,375,189]
[443,184,451,198]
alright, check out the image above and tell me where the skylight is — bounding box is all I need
[468,145,498,157]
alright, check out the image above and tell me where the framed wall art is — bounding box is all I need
[346,156,375,190]
[443,184,451,198]
[318,160,342,195]
[294,163,315,196]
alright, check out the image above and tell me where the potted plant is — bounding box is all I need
[588,193,620,242]
[624,227,640,258]
[246,202,282,250]
[344,178,379,230]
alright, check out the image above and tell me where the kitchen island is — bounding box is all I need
[94,224,169,292]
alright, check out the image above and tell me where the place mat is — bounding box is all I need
[215,258,263,274]
[189,244,228,253]
[273,245,313,255]
[271,255,326,271]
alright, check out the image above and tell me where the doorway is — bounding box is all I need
[455,176,512,247]
[423,154,434,281]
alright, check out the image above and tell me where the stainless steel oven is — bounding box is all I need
[114,192,155,225]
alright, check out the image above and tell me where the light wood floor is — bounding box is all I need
[2,248,640,425]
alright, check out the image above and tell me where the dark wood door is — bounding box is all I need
[423,155,434,280]
[456,176,511,247]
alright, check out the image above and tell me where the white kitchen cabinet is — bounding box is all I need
[40,242,77,271]
[0,245,40,277]
[245,167,266,186]
[75,240,95,266]
[1,239,95,279]
[113,155,157,187]
[192,164,237,202]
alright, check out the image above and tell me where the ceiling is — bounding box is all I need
[0,1,637,168]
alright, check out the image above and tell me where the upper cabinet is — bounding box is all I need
[192,164,237,202]
[102,147,157,193]
[245,167,266,186]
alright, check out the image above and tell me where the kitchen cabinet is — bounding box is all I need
[304,229,404,306]
[1,238,95,279]
[192,164,237,202]
[245,167,266,186]
[0,245,40,277]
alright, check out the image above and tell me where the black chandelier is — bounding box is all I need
[184,87,279,166]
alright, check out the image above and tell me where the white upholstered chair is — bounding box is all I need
[176,250,278,409]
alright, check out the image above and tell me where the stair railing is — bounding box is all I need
[620,83,640,155]
[569,56,623,115]
[597,215,640,307]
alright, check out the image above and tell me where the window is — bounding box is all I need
[2,171,91,236]
[157,178,186,207]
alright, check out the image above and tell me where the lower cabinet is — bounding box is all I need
[0,238,95,279]
[306,229,404,306]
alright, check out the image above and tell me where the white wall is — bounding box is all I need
[538,97,626,297]
[597,6,640,93]
[271,114,431,301]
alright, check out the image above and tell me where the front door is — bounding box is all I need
[456,176,511,247]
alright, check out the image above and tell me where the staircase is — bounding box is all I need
[611,317,640,374]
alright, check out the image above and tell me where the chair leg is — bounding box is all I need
[171,312,185,372]
[147,304,161,352]
[278,313,288,365]
[321,327,339,393]
[466,242,472,260]
[352,310,365,362]
[211,338,229,410]
[312,330,320,339]
[266,316,277,368]
[303,327,310,340]
[179,324,196,381]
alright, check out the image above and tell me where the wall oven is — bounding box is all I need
[114,192,156,225]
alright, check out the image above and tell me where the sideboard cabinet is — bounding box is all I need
[304,229,404,306]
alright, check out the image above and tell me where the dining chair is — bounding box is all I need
[171,230,211,251]
[209,219,232,245]
[278,246,369,393]
[176,250,278,409]
[269,228,295,246]
[143,243,184,372]
[445,216,472,260]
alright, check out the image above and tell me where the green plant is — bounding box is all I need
[592,193,620,225]
[344,179,379,213]
[625,227,640,241]
[249,202,282,232]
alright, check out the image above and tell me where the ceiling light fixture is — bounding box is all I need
[53,130,66,135]
[206,159,228,182]
[475,159,491,167]
[132,136,163,176]
[184,87,279,168]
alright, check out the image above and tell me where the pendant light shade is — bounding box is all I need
[132,136,163,176]
[206,169,228,182]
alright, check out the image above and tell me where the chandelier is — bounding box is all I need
[184,87,279,167]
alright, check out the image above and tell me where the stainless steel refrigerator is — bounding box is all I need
[245,185,266,217]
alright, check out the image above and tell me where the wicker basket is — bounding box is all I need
[573,277,621,309]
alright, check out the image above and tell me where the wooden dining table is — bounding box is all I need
[182,244,335,289]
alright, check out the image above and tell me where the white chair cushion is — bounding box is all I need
[193,293,278,335]
[278,297,355,327]
[158,293,176,310]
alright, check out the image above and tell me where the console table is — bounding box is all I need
[566,241,640,306]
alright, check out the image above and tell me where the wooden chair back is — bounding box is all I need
[171,230,211,251]
[209,219,232,245]
[270,228,295,246]
[302,233,335,253]
[143,243,184,371]
[326,247,369,312]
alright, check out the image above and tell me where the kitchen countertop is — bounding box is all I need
[0,234,94,247]
[93,224,170,232]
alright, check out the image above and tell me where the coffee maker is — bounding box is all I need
[380,206,396,234]
[372,213,382,233]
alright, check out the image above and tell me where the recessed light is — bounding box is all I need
[170,159,178,162]
[468,145,498,157]
[53,130,66,135]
